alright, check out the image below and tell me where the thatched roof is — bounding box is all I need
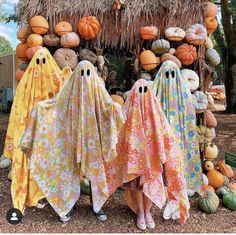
[17,0,207,50]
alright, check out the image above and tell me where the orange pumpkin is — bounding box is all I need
[205,17,218,35]
[78,16,101,40]
[204,161,225,189]
[111,95,124,106]
[205,2,218,17]
[54,21,73,36]
[140,26,158,40]
[29,16,49,35]
[140,50,160,71]
[16,69,24,81]
[27,34,43,47]
[60,32,80,48]
[217,160,234,179]
[17,25,30,43]
[26,46,43,60]
[161,48,182,68]
[16,43,29,61]
[227,183,236,191]
[202,184,215,192]
[176,44,197,65]
[205,110,217,128]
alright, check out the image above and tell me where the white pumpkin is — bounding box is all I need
[185,23,207,45]
[211,128,216,139]
[205,37,213,49]
[181,69,199,92]
[202,173,209,185]
[165,27,186,41]
[0,155,12,169]
[192,91,208,110]
[206,48,221,66]
[151,39,170,55]
[140,72,152,81]
[187,189,196,197]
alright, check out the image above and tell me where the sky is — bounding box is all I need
[0,0,19,49]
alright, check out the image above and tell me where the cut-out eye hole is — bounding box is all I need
[144,86,148,93]
[87,69,90,76]
[171,71,175,78]
[165,71,169,78]
[36,58,40,64]
[42,58,46,64]
[139,87,143,93]
[81,69,84,76]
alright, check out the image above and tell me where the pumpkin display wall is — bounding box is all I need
[176,44,197,65]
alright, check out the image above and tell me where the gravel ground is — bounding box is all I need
[0,112,236,233]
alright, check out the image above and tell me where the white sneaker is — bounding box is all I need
[59,206,76,223]
[145,212,155,229]
[137,213,146,230]
[94,209,107,222]
[163,200,178,220]
[36,198,46,209]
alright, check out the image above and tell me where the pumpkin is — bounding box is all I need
[80,177,91,195]
[197,125,212,146]
[206,48,221,66]
[27,34,43,47]
[198,191,219,213]
[192,91,208,111]
[140,26,158,40]
[202,173,209,185]
[26,46,43,60]
[176,44,197,65]
[205,17,218,35]
[60,32,80,48]
[185,23,207,46]
[217,159,234,179]
[207,93,215,109]
[140,50,160,71]
[16,69,24,81]
[79,49,97,65]
[53,48,78,70]
[205,143,218,161]
[16,43,29,61]
[227,183,236,191]
[205,161,224,189]
[223,175,230,186]
[19,62,29,71]
[161,48,182,68]
[54,21,73,36]
[205,2,218,17]
[222,188,236,210]
[140,72,152,81]
[29,15,49,35]
[43,34,60,47]
[181,69,199,92]
[201,184,215,192]
[151,39,170,55]
[165,27,186,41]
[17,25,30,43]
[0,155,12,169]
[204,110,217,128]
[111,95,124,106]
[78,16,101,40]
[205,37,214,49]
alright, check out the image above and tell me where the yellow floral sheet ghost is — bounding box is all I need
[21,60,125,217]
[3,48,69,212]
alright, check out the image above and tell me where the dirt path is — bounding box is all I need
[0,112,236,233]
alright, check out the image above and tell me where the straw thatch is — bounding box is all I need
[17,0,207,50]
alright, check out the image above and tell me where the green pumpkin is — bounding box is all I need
[198,191,219,213]
[19,62,29,71]
[80,178,91,195]
[216,186,228,198]
[222,190,236,211]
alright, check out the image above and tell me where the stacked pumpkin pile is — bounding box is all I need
[15,15,105,82]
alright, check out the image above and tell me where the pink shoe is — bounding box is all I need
[145,212,155,229]
[137,212,146,230]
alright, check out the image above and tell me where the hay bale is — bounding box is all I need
[53,48,78,70]
[79,49,97,65]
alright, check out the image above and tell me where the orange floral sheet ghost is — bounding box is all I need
[21,61,125,217]
[3,48,70,212]
[116,79,190,224]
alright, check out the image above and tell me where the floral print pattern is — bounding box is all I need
[153,61,202,191]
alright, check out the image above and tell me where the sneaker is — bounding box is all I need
[136,212,146,230]
[59,206,76,223]
[94,209,107,222]
[36,198,46,209]
[145,212,155,229]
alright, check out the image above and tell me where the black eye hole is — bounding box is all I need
[36,58,40,64]
[144,86,148,93]
[87,69,90,76]
[42,58,46,64]
[165,71,169,78]
[139,86,142,93]
[81,69,84,76]
[171,71,175,78]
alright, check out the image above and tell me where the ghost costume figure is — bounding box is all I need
[153,61,202,193]
[21,60,125,221]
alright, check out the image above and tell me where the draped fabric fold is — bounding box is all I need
[3,48,66,212]
[117,79,189,224]
[21,60,125,217]
[153,61,202,192]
